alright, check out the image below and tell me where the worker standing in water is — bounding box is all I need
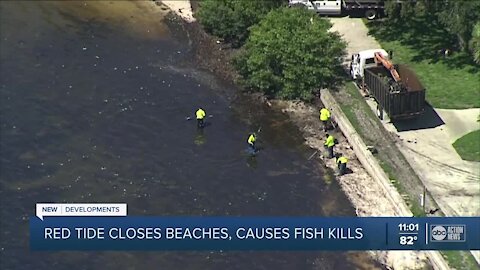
[324,133,335,158]
[336,154,348,176]
[247,133,257,153]
[196,108,206,128]
[319,107,331,132]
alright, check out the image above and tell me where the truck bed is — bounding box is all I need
[364,65,425,120]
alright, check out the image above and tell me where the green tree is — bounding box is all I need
[470,22,480,64]
[384,0,480,52]
[437,1,480,51]
[384,0,401,20]
[234,7,346,100]
[384,0,417,20]
[197,0,284,47]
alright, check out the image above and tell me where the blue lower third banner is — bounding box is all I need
[30,217,480,251]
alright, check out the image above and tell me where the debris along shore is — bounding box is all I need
[157,1,443,269]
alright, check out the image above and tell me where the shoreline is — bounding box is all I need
[158,1,439,269]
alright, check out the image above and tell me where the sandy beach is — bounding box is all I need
[160,0,196,23]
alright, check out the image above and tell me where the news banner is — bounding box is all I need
[31,203,480,251]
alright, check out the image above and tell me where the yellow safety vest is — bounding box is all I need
[248,134,256,145]
[336,156,348,164]
[324,135,335,147]
[320,108,330,121]
[196,109,206,120]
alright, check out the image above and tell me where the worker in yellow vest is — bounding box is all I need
[319,107,331,132]
[247,133,256,152]
[336,155,348,176]
[324,133,335,158]
[196,108,206,128]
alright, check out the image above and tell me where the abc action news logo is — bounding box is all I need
[430,225,466,242]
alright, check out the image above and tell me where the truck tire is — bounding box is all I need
[365,9,377,20]
[376,104,384,120]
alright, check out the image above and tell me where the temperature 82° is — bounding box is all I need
[399,235,418,245]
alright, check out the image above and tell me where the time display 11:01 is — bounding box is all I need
[398,223,419,232]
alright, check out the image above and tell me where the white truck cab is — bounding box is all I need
[289,0,342,15]
[289,0,384,19]
[350,49,388,80]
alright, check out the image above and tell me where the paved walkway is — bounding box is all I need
[329,17,480,217]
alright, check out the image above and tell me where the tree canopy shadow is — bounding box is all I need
[367,16,479,71]
[392,103,445,132]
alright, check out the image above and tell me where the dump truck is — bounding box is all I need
[350,49,426,120]
[289,0,385,20]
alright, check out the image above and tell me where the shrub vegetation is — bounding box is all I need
[234,7,346,100]
[197,0,284,47]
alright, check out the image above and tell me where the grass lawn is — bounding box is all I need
[366,17,480,109]
[453,130,480,162]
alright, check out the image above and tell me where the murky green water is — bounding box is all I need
[0,1,382,269]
